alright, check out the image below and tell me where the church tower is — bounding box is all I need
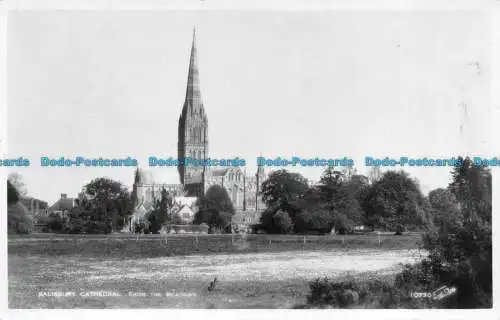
[178,29,209,196]
[255,162,266,211]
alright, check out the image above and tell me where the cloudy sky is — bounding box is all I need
[7,10,491,204]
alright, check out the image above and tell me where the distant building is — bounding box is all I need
[351,174,370,185]
[47,193,76,219]
[166,223,209,234]
[232,210,262,233]
[175,204,196,224]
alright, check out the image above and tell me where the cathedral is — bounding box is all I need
[129,29,266,228]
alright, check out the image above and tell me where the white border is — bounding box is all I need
[1,0,495,11]
[0,0,8,316]
[1,1,499,320]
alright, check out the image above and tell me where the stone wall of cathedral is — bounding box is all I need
[135,183,184,207]
[204,168,266,212]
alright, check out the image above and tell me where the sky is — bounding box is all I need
[6,10,491,204]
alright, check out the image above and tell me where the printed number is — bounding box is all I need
[411,292,431,298]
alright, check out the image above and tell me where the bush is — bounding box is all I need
[46,214,63,231]
[273,210,294,234]
[83,220,111,234]
[147,209,167,234]
[259,208,295,234]
[14,221,32,234]
[66,218,85,234]
[306,277,405,308]
[333,213,352,234]
[421,221,492,308]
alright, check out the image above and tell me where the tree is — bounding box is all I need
[308,168,366,233]
[348,174,370,205]
[131,168,141,207]
[449,157,491,224]
[331,184,364,230]
[422,157,492,307]
[363,170,430,232]
[272,210,294,234]
[46,213,64,231]
[214,211,233,233]
[7,202,32,234]
[341,166,357,182]
[7,179,33,234]
[316,167,344,201]
[367,166,382,184]
[147,188,171,233]
[195,185,235,233]
[260,208,294,234]
[428,188,462,232]
[77,177,133,232]
[7,180,19,205]
[295,206,333,233]
[8,173,27,197]
[260,169,309,216]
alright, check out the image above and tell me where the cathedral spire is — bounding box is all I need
[185,28,202,111]
[178,28,209,195]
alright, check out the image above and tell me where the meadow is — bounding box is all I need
[8,233,425,308]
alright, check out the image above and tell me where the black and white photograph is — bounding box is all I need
[2,0,497,315]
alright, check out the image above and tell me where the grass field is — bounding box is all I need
[8,233,426,308]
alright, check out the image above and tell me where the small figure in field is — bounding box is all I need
[208,277,218,292]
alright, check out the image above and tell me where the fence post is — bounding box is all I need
[268,239,272,248]
[342,235,345,245]
[378,232,381,246]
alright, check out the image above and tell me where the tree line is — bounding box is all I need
[7,156,490,239]
[305,156,492,308]
[256,165,431,234]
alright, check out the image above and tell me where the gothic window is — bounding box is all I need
[232,187,238,206]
